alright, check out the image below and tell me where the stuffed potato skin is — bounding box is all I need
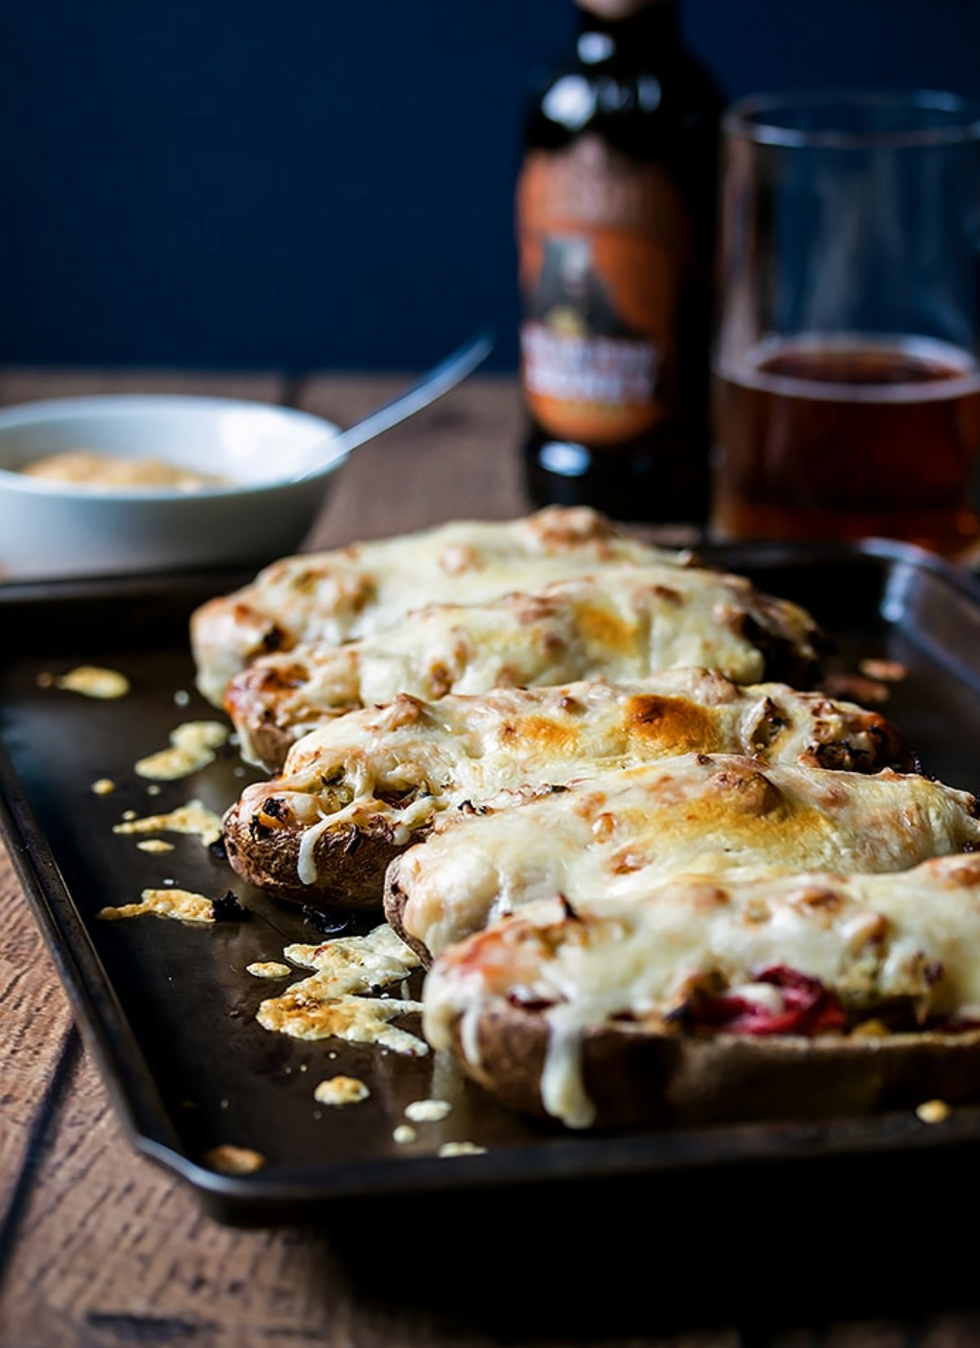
[221,564,827,771]
[423,855,980,1130]
[192,505,691,708]
[221,671,908,909]
[386,754,980,964]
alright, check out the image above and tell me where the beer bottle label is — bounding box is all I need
[517,136,693,446]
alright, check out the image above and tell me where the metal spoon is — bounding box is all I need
[292,329,494,481]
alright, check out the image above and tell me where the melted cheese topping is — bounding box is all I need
[134,721,229,780]
[227,671,903,894]
[391,753,980,960]
[97,887,216,923]
[225,565,820,769]
[422,853,980,1129]
[113,799,224,846]
[191,505,690,706]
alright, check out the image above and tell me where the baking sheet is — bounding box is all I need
[3,541,980,1226]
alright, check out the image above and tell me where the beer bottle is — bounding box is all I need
[516,0,724,525]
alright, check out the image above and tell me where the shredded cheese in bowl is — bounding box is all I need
[20,449,229,491]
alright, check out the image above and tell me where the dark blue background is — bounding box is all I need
[1,0,977,372]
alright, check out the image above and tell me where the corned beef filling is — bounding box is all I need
[686,965,847,1036]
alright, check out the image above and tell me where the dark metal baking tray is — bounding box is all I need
[3,540,980,1228]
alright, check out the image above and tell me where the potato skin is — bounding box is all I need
[222,799,406,909]
[449,1002,980,1132]
[382,860,431,962]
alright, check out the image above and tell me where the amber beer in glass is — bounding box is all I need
[710,91,980,557]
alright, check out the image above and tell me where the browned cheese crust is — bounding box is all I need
[190,505,695,708]
[222,671,909,910]
[384,754,980,965]
[222,565,828,771]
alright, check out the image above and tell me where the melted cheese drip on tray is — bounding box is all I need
[257,924,426,1055]
[113,799,224,847]
[314,1076,371,1106]
[257,995,426,1055]
[97,887,216,924]
[135,721,229,780]
[40,665,131,699]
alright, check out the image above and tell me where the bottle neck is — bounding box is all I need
[574,0,679,57]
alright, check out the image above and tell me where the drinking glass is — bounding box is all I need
[709,89,980,557]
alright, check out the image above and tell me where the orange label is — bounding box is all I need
[517,137,693,445]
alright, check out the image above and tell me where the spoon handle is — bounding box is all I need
[334,330,494,458]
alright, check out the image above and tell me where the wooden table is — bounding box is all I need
[0,368,978,1348]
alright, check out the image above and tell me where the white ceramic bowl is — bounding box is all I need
[0,394,348,581]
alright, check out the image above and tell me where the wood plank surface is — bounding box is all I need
[0,836,77,1240]
[0,368,979,1347]
[0,369,289,405]
[298,370,530,546]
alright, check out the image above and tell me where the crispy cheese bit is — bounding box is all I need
[850,1019,891,1038]
[40,665,131,699]
[438,1141,487,1157]
[91,778,116,795]
[283,922,421,992]
[256,993,427,1056]
[314,1075,370,1107]
[112,799,224,847]
[135,721,229,780]
[97,887,215,924]
[404,1098,452,1124]
[821,672,891,705]
[916,1099,952,1124]
[257,924,424,1049]
[211,891,248,921]
[136,839,174,854]
[859,658,908,683]
[201,1144,266,1175]
[246,961,292,979]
